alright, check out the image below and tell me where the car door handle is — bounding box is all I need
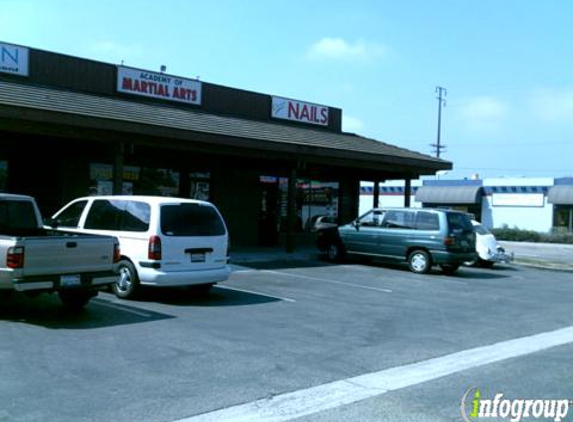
[66,242,77,248]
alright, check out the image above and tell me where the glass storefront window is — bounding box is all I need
[272,177,339,233]
[297,180,339,232]
[89,163,139,195]
[89,163,180,196]
[136,168,179,196]
[257,175,341,244]
[553,206,573,233]
[189,172,210,201]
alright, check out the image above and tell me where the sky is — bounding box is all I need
[1,0,572,180]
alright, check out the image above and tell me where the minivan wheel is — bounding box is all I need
[408,250,431,274]
[479,259,495,269]
[464,258,478,267]
[326,242,344,262]
[113,260,139,299]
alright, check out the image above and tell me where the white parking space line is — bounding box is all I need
[216,285,296,303]
[337,264,469,285]
[172,325,573,422]
[92,300,153,317]
[231,264,256,274]
[261,270,393,293]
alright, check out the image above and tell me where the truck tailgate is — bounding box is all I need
[20,235,115,277]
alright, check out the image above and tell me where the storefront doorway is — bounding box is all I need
[259,176,280,246]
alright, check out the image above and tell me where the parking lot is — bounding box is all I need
[1,259,573,422]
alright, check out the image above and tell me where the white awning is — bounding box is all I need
[415,186,483,205]
[548,185,573,205]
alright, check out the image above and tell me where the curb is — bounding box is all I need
[513,260,573,273]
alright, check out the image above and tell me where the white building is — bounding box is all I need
[360,177,573,233]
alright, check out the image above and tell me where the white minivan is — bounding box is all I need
[48,196,231,298]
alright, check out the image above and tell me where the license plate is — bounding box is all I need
[61,274,81,288]
[191,253,206,263]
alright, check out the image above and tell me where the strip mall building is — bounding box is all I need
[0,41,449,249]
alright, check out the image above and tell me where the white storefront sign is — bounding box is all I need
[492,193,545,207]
[0,42,29,76]
[271,96,329,126]
[117,66,202,105]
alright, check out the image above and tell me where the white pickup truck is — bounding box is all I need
[0,193,119,309]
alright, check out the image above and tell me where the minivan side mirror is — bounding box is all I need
[352,220,360,231]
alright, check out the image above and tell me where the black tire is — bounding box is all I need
[479,259,495,269]
[464,258,478,267]
[59,289,94,309]
[326,242,345,262]
[408,250,432,274]
[440,263,460,275]
[189,283,214,295]
[0,290,13,302]
[113,260,140,299]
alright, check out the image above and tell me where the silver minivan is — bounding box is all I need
[316,208,477,274]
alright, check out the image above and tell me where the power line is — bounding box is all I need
[451,141,572,148]
[455,166,573,172]
[430,86,447,158]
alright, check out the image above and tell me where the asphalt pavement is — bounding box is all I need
[231,240,573,272]
[1,241,572,422]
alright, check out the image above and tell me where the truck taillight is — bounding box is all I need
[444,236,455,246]
[148,236,162,260]
[7,246,25,269]
[113,239,121,263]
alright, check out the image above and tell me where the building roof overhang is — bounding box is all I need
[0,80,451,178]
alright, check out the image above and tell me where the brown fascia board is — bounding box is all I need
[0,103,451,175]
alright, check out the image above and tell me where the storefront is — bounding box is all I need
[548,184,573,233]
[0,41,450,249]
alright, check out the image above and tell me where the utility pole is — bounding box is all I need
[431,86,447,158]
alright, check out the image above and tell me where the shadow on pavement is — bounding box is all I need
[447,269,515,280]
[0,292,174,329]
[0,284,285,327]
[356,257,516,280]
[479,264,520,273]
[131,285,283,307]
[234,258,335,271]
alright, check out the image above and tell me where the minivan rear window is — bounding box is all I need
[446,213,473,232]
[161,203,226,236]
